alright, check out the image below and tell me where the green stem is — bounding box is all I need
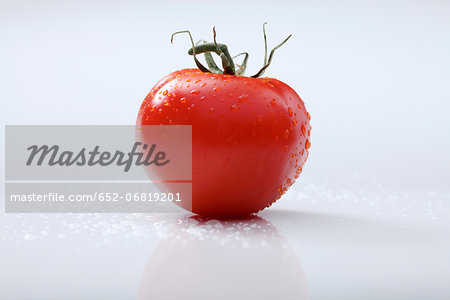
[171,24,292,78]
[212,27,235,75]
[251,34,292,78]
[171,30,211,73]
[194,40,223,73]
[232,52,249,76]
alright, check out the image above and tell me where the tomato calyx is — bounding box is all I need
[170,23,292,78]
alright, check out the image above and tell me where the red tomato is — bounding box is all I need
[137,68,311,217]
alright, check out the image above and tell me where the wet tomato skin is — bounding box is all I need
[137,68,311,217]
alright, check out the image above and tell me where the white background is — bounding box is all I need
[1,0,449,299]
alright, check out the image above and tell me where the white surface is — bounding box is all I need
[1,180,449,299]
[1,0,450,299]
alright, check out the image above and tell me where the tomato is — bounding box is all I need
[136,27,311,217]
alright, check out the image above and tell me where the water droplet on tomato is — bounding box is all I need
[301,124,306,135]
[307,112,311,120]
[293,118,298,126]
[284,130,289,139]
[200,96,206,100]
[194,79,201,83]
[288,107,293,117]
[190,90,200,95]
[163,100,169,106]
[231,104,240,112]
[180,97,187,103]
[213,87,221,92]
[201,83,207,87]
[283,145,288,152]
[238,93,248,102]
[163,90,168,95]
[209,107,215,113]
[305,139,311,149]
